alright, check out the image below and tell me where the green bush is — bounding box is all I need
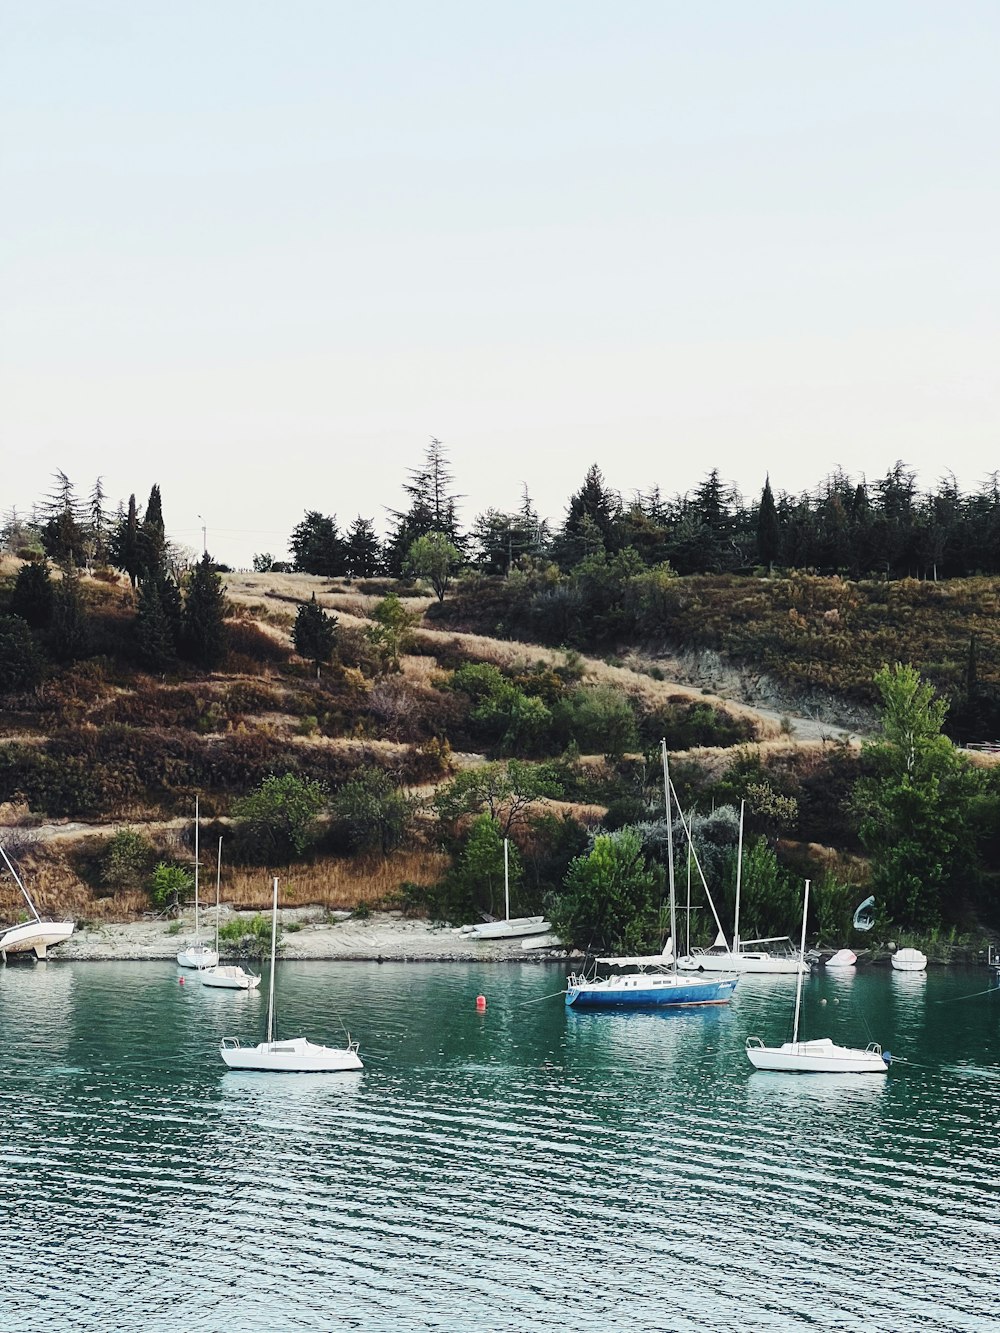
[101,828,154,890]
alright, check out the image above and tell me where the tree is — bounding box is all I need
[10,560,54,629]
[0,615,44,693]
[40,470,86,568]
[111,494,142,585]
[406,531,462,601]
[384,437,464,574]
[549,827,658,954]
[852,664,984,928]
[101,829,154,891]
[757,476,781,571]
[366,592,418,672]
[48,567,91,662]
[449,814,525,919]
[233,773,328,862]
[181,553,228,668]
[134,577,179,670]
[289,511,346,576]
[87,477,110,567]
[328,768,415,854]
[293,594,338,675]
[252,552,274,573]
[553,464,621,567]
[138,484,168,582]
[434,760,563,838]
[344,516,381,578]
[149,862,193,912]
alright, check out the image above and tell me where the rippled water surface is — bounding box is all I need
[2,960,998,1331]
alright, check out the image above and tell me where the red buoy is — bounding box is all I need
[475,994,487,1011]
[178,977,185,985]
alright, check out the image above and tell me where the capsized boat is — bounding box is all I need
[200,837,260,990]
[825,948,857,969]
[566,741,738,1010]
[0,846,75,961]
[220,878,362,1073]
[745,879,890,1075]
[177,798,219,971]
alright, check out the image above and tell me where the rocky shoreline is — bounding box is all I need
[46,909,578,964]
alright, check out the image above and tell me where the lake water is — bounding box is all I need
[1,960,998,1332]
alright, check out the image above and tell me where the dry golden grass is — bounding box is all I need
[222,848,450,911]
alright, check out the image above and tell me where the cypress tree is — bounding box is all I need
[293,593,338,676]
[757,476,781,572]
[181,553,228,669]
[135,578,179,670]
[10,560,54,629]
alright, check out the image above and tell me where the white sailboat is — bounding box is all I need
[0,846,75,961]
[201,837,260,991]
[220,878,363,1073]
[745,879,891,1074]
[177,798,219,971]
[464,839,555,941]
[676,801,804,975]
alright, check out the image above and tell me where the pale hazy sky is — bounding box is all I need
[2,2,998,567]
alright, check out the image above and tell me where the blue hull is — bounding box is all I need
[565,976,738,1009]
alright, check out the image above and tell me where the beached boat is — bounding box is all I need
[177,798,219,971]
[220,878,362,1073]
[464,840,553,940]
[0,847,75,961]
[891,947,927,972]
[566,741,738,1010]
[745,880,890,1075]
[201,837,260,991]
[825,948,857,968]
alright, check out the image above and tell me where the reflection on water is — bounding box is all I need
[1,960,997,1332]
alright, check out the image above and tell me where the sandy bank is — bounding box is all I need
[51,909,577,964]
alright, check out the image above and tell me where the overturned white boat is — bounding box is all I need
[0,846,75,961]
[826,948,857,969]
[745,880,890,1075]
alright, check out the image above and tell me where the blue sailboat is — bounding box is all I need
[565,741,739,1010]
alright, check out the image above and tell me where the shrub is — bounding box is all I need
[232,773,328,862]
[327,768,415,855]
[149,862,193,911]
[101,828,154,890]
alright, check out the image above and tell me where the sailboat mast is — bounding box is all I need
[193,796,200,943]
[685,829,692,958]
[791,879,810,1044]
[503,838,510,923]
[214,837,222,956]
[0,846,41,925]
[733,800,745,956]
[662,740,677,971]
[266,877,278,1045]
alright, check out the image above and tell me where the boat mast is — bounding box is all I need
[733,799,745,957]
[0,846,41,924]
[791,879,810,1044]
[214,837,222,957]
[193,796,200,944]
[685,828,692,958]
[503,838,510,923]
[662,740,677,972]
[266,877,278,1045]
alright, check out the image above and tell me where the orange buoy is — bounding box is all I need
[475,994,487,1011]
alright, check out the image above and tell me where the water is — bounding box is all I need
[1,961,998,1332]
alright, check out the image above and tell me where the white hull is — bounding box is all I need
[0,919,75,959]
[891,949,927,971]
[825,949,857,968]
[177,945,219,970]
[520,932,563,951]
[746,1036,889,1074]
[677,950,804,975]
[201,965,260,990]
[465,916,551,940]
[220,1036,362,1073]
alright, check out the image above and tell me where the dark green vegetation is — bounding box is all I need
[3,452,1000,950]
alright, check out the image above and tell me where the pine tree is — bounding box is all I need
[181,553,228,669]
[88,477,110,567]
[10,560,54,629]
[289,511,346,576]
[293,593,338,675]
[344,516,381,578]
[49,567,91,662]
[757,476,781,572]
[40,471,86,568]
[384,438,464,574]
[134,578,179,670]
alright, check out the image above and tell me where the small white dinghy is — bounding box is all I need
[201,838,260,991]
[220,878,362,1074]
[176,799,218,971]
[891,947,927,972]
[745,880,890,1075]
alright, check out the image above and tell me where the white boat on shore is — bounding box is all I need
[0,846,75,961]
[891,948,927,972]
[463,840,553,940]
[745,879,890,1075]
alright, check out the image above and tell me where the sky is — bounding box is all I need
[2,1,998,568]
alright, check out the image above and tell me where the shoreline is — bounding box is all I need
[42,909,580,965]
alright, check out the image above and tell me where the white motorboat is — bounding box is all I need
[177,798,219,971]
[0,846,75,961]
[220,877,363,1073]
[465,839,553,940]
[745,879,890,1075]
[891,947,927,972]
[201,838,260,990]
